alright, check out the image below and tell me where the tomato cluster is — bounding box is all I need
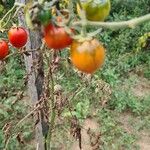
[0,27,28,60]
[43,22,105,73]
[0,0,111,74]
[42,20,106,73]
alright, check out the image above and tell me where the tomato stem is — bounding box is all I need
[0,2,25,30]
[77,0,83,10]
[67,0,75,26]
[81,24,87,37]
[0,5,16,29]
[81,12,87,37]
[73,13,150,30]
[38,0,45,5]
[76,0,87,37]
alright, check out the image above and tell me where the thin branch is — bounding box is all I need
[4,100,42,150]
[15,104,41,127]
[0,5,16,24]
[3,49,39,60]
[46,59,56,150]
[73,13,150,30]
[0,2,25,29]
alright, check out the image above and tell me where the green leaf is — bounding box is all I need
[0,5,4,13]
[0,109,8,118]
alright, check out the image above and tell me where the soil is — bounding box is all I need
[116,75,150,150]
[71,118,100,150]
[119,112,150,150]
[131,76,150,98]
[71,75,150,150]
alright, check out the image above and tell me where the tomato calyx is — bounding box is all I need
[73,35,92,43]
[76,38,101,53]
[73,26,102,43]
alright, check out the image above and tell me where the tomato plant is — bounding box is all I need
[70,38,105,74]
[8,27,28,48]
[77,0,111,21]
[0,40,9,60]
[44,23,73,49]
[1,1,150,150]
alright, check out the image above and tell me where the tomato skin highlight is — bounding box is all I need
[8,27,28,48]
[0,40,9,60]
[44,24,73,50]
[78,0,111,21]
[70,39,105,74]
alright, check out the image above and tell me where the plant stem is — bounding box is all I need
[67,0,75,25]
[77,0,87,37]
[49,68,56,149]
[46,61,56,150]
[38,0,45,4]
[0,5,16,28]
[77,0,83,9]
[73,13,150,30]
[0,2,25,29]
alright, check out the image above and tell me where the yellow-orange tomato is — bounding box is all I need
[70,39,105,74]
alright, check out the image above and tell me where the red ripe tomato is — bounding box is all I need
[8,27,28,48]
[0,40,9,60]
[44,24,73,50]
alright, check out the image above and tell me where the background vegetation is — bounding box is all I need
[0,0,150,149]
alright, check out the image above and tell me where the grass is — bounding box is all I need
[0,0,150,149]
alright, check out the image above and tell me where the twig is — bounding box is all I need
[3,48,40,60]
[46,59,56,150]
[0,5,16,25]
[4,102,41,150]
[36,143,39,150]
[15,104,41,127]
[13,5,24,18]
[0,2,25,29]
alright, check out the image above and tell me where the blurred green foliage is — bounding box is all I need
[0,0,150,149]
[0,0,15,17]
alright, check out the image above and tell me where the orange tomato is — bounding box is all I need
[70,39,105,74]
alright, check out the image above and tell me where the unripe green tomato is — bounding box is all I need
[77,0,111,21]
[38,9,52,25]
